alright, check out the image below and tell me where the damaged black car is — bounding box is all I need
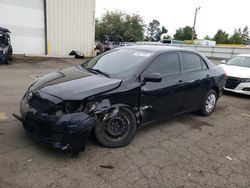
[0,27,13,64]
[14,45,226,154]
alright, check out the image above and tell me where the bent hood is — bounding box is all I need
[220,64,250,78]
[31,66,122,100]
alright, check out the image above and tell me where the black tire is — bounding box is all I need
[5,59,11,65]
[199,89,217,116]
[95,107,137,148]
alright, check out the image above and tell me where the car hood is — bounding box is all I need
[219,64,250,78]
[31,66,122,100]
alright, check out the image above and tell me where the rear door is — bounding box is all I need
[180,52,211,110]
[140,52,185,123]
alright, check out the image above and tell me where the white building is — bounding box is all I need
[0,0,96,57]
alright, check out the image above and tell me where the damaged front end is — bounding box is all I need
[14,90,117,153]
[0,27,12,64]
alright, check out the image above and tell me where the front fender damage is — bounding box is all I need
[51,113,96,152]
[20,112,96,153]
[15,99,131,154]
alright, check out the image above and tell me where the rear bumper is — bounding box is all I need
[19,97,96,152]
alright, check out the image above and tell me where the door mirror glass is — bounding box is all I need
[144,72,162,83]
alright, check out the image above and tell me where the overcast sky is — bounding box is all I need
[96,0,250,39]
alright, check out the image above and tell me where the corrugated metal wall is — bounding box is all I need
[46,0,95,57]
[0,0,45,54]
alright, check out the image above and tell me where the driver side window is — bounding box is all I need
[147,53,181,76]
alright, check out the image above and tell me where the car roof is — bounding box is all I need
[122,45,192,53]
[0,27,10,33]
[236,54,250,57]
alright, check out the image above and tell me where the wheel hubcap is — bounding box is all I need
[205,94,216,113]
[105,115,129,139]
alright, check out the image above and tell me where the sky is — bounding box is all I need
[96,0,250,39]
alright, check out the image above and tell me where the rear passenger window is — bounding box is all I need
[147,53,181,75]
[182,53,206,72]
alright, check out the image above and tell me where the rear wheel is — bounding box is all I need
[199,89,217,116]
[95,107,137,148]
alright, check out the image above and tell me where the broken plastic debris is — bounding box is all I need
[27,159,33,162]
[226,156,232,161]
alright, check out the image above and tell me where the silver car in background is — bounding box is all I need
[220,54,250,95]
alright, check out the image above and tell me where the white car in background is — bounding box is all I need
[220,54,250,95]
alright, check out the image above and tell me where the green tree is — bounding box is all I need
[146,20,168,41]
[204,35,213,40]
[173,28,184,40]
[173,26,196,41]
[161,26,168,35]
[213,29,229,44]
[183,26,194,40]
[242,25,250,45]
[123,14,145,42]
[95,10,145,42]
[229,28,244,44]
[163,35,172,39]
[95,10,125,40]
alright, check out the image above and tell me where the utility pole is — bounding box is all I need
[192,7,201,42]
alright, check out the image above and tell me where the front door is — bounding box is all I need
[140,52,185,124]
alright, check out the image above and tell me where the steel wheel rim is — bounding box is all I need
[205,93,216,113]
[104,114,130,141]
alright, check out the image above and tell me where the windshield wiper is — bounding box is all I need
[85,68,110,78]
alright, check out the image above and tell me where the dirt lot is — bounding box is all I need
[0,57,249,188]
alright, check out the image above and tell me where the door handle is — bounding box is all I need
[178,80,183,83]
[206,74,210,77]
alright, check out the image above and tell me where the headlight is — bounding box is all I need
[86,102,99,112]
[64,101,83,113]
[47,103,65,116]
[48,101,85,116]
[85,99,110,114]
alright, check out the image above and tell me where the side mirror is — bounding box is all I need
[144,72,162,83]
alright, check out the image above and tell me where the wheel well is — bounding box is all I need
[211,87,219,98]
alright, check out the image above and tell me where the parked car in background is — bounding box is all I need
[0,27,12,64]
[95,35,125,55]
[14,45,226,154]
[220,54,250,95]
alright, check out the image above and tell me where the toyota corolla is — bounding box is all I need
[14,45,226,154]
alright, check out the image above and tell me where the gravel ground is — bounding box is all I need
[0,57,249,188]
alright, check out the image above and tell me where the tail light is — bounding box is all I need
[224,71,227,80]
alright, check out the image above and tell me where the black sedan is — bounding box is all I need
[14,45,226,154]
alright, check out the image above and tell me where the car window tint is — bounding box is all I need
[182,53,203,72]
[147,53,181,75]
[85,49,152,78]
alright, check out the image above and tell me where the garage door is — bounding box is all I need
[0,0,45,54]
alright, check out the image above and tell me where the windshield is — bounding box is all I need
[84,49,152,78]
[227,56,250,68]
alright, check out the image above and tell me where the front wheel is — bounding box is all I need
[199,89,217,116]
[95,107,137,148]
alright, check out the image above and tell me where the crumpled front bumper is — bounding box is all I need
[18,97,96,153]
